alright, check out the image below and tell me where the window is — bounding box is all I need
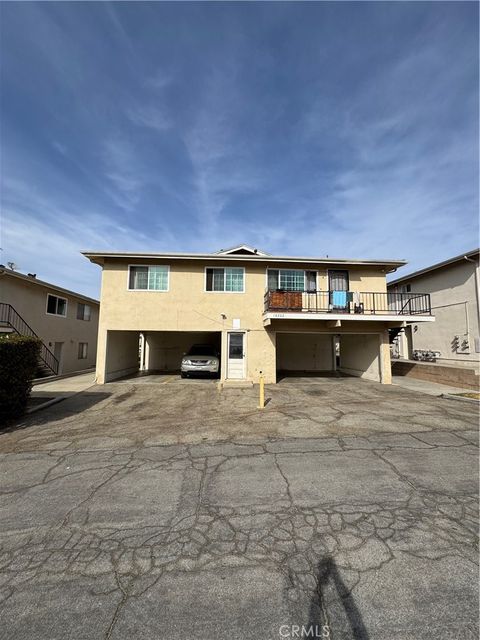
[46,294,67,317]
[206,267,244,292]
[77,303,92,321]
[267,269,305,291]
[128,265,169,291]
[78,342,88,359]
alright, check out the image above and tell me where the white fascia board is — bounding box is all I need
[263,312,435,323]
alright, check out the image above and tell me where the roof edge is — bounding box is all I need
[81,250,406,270]
[388,248,479,285]
[0,268,100,305]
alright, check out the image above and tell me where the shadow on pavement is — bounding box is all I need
[0,392,111,433]
[308,556,369,640]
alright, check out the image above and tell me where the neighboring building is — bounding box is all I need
[83,244,433,385]
[388,249,480,371]
[0,267,99,376]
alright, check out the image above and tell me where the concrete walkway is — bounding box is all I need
[392,374,475,397]
[28,372,96,411]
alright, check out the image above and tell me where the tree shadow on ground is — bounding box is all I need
[0,392,111,434]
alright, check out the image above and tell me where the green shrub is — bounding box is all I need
[0,334,41,423]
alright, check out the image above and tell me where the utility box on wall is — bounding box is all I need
[454,333,470,354]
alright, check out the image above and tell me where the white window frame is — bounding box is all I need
[266,268,306,291]
[127,264,170,292]
[204,266,246,293]
[46,293,68,317]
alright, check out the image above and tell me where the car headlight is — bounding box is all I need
[182,359,190,365]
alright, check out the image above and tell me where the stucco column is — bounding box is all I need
[95,328,107,384]
[220,330,228,382]
[379,330,392,384]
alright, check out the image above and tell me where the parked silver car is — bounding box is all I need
[180,344,220,378]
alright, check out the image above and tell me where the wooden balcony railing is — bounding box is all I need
[264,290,432,316]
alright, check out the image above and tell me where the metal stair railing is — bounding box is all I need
[0,303,59,375]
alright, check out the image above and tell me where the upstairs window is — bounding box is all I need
[46,294,67,317]
[206,267,244,292]
[267,269,311,292]
[77,303,92,321]
[129,265,169,291]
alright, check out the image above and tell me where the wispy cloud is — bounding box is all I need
[0,1,477,295]
[126,104,171,132]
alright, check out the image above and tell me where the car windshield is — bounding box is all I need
[188,345,216,356]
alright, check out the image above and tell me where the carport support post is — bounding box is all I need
[332,335,338,372]
[139,333,146,371]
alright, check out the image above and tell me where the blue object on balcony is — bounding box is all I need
[332,290,347,307]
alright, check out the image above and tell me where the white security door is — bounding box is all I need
[227,332,245,379]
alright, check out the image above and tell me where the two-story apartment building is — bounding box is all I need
[388,249,480,370]
[0,267,99,375]
[83,245,433,386]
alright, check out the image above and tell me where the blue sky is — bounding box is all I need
[1,2,478,299]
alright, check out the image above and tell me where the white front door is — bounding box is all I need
[227,332,245,379]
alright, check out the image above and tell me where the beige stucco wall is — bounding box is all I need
[339,333,381,381]
[390,259,480,370]
[0,274,99,374]
[94,258,392,384]
[277,333,334,371]
[104,330,139,382]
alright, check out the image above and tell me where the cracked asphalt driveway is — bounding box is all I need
[0,377,478,639]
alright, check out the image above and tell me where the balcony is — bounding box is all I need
[263,290,433,323]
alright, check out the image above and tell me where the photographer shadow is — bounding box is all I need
[307,556,369,640]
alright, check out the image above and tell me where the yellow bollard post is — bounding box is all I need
[258,370,265,409]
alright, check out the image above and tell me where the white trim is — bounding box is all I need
[204,266,245,293]
[226,330,247,379]
[127,264,170,292]
[264,312,435,323]
[82,251,406,270]
[46,293,68,317]
[216,244,270,256]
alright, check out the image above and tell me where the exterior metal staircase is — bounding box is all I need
[0,303,59,376]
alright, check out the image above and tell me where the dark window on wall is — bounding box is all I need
[78,343,88,359]
[77,303,92,321]
[306,271,317,292]
[46,294,67,316]
[328,270,349,291]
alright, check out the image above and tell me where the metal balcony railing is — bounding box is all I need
[0,302,59,375]
[264,290,432,316]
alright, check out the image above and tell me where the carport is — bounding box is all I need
[275,330,387,383]
[103,330,221,382]
[143,331,221,374]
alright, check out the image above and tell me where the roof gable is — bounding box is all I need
[215,244,270,256]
